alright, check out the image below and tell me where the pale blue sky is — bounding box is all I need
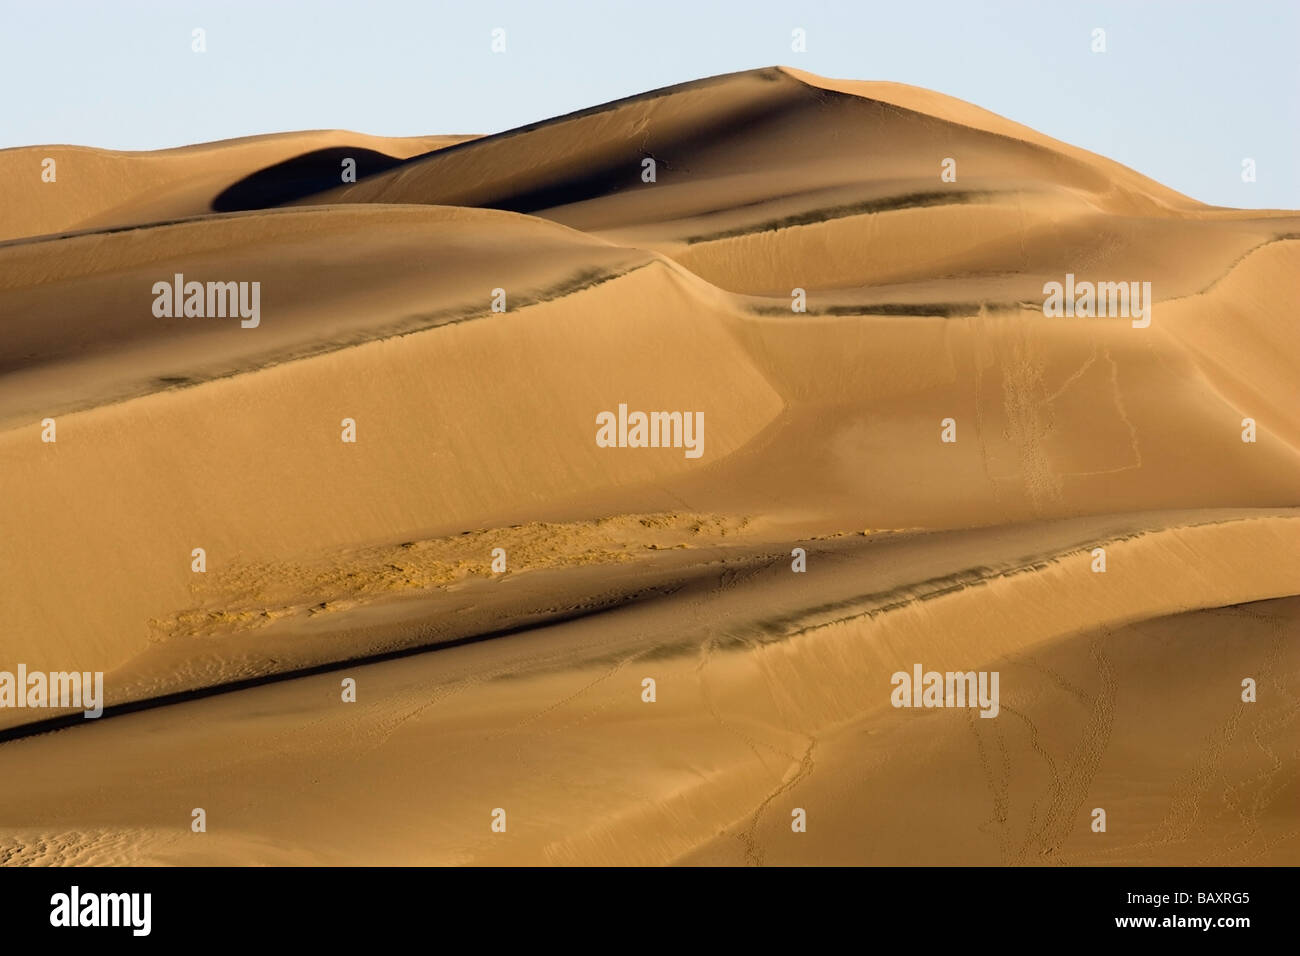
[2,0,1295,208]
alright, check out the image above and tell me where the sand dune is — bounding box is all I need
[0,67,1296,865]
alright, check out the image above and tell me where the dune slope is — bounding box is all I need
[0,67,1296,866]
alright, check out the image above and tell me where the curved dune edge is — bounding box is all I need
[292,66,1197,226]
[0,260,785,669]
[1155,238,1300,459]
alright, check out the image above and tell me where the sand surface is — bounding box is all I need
[1,67,1297,865]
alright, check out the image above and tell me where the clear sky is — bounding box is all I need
[2,0,1295,209]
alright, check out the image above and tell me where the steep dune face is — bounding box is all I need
[0,68,1297,865]
[293,67,1294,293]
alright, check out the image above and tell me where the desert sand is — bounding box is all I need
[0,66,1297,865]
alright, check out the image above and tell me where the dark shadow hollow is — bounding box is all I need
[212,147,404,212]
